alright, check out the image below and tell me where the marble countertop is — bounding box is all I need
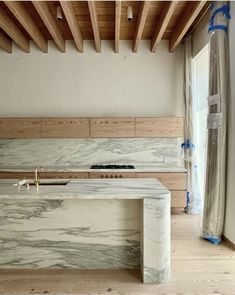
[0,164,186,173]
[0,178,170,200]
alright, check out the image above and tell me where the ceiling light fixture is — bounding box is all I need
[127,6,133,21]
[56,6,63,21]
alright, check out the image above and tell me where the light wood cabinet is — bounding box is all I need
[171,191,186,208]
[135,117,184,137]
[41,118,90,138]
[0,172,89,179]
[0,117,184,139]
[90,118,135,138]
[0,172,35,179]
[89,172,136,179]
[136,172,186,190]
[0,118,41,138]
[136,172,186,208]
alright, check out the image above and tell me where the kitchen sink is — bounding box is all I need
[29,181,69,186]
[13,179,70,187]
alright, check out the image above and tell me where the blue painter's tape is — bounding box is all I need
[210,4,231,23]
[208,3,230,33]
[186,191,190,206]
[203,234,221,245]
[181,139,195,150]
[208,24,228,33]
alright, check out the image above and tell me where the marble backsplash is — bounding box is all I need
[0,138,182,167]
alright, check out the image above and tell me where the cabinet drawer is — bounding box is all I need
[171,191,186,208]
[89,172,136,179]
[135,118,184,137]
[0,172,89,179]
[136,172,187,190]
[0,172,35,179]
[0,118,41,138]
[41,118,90,138]
[90,118,135,137]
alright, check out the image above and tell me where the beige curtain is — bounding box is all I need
[202,1,230,244]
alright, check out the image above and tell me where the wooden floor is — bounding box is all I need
[0,209,235,295]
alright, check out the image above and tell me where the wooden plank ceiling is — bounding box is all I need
[0,1,209,54]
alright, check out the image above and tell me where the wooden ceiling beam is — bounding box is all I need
[4,1,48,53]
[0,30,12,53]
[60,1,83,53]
[133,1,151,53]
[88,1,101,53]
[151,1,177,52]
[32,1,65,53]
[169,1,207,52]
[0,6,29,53]
[115,1,121,53]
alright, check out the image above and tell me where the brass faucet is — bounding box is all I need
[34,166,43,191]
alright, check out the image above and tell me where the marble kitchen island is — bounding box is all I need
[0,178,170,284]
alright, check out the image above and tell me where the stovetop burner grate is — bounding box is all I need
[90,164,135,169]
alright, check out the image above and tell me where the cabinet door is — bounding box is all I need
[41,118,90,138]
[135,118,184,137]
[136,172,187,190]
[0,118,41,138]
[90,118,135,137]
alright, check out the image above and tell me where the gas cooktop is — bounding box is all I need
[90,164,135,169]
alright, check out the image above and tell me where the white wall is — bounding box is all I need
[224,2,235,244]
[0,40,183,117]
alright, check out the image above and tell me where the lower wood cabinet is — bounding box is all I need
[136,172,187,208]
[0,172,35,179]
[136,172,187,190]
[0,172,89,179]
[89,172,136,179]
[171,191,186,208]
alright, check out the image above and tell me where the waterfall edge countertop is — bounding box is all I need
[0,178,171,284]
[0,164,186,173]
[0,178,170,199]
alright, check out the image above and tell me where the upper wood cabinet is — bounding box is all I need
[0,118,41,138]
[90,118,135,138]
[135,117,184,137]
[0,117,184,138]
[41,118,90,138]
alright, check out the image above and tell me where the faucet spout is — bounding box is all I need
[35,165,43,191]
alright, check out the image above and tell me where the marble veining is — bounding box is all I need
[0,179,169,199]
[142,197,170,283]
[0,199,140,269]
[0,179,170,284]
[0,138,182,167]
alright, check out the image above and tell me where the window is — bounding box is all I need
[192,44,209,204]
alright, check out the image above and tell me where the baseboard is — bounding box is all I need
[222,234,235,251]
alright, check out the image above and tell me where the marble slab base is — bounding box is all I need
[141,197,170,283]
[0,199,140,269]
